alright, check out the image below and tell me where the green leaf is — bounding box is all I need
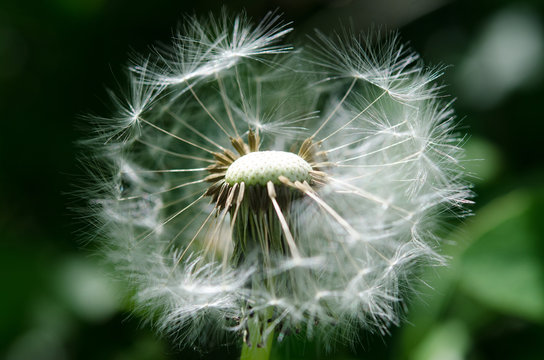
[409,320,470,360]
[459,189,544,321]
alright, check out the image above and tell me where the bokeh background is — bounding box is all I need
[1,0,543,359]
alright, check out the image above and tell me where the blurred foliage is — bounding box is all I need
[0,0,543,359]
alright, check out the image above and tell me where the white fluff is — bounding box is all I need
[84,11,471,349]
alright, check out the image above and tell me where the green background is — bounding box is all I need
[1,0,543,359]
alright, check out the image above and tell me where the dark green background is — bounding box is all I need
[1,0,543,359]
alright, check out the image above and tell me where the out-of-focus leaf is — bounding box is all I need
[399,188,544,359]
[409,320,470,360]
[54,257,120,322]
[5,329,68,360]
[457,7,544,109]
[462,136,502,184]
[397,266,459,358]
[459,189,544,322]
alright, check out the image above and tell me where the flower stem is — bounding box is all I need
[240,310,275,360]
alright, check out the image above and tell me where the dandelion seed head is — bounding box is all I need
[82,11,471,350]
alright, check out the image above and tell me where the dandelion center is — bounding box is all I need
[225,151,312,186]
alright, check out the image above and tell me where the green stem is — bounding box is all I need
[240,310,275,360]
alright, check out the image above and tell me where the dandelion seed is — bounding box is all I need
[83,10,471,355]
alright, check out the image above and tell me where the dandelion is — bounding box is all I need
[83,11,471,358]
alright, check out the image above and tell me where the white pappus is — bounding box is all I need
[83,11,472,350]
